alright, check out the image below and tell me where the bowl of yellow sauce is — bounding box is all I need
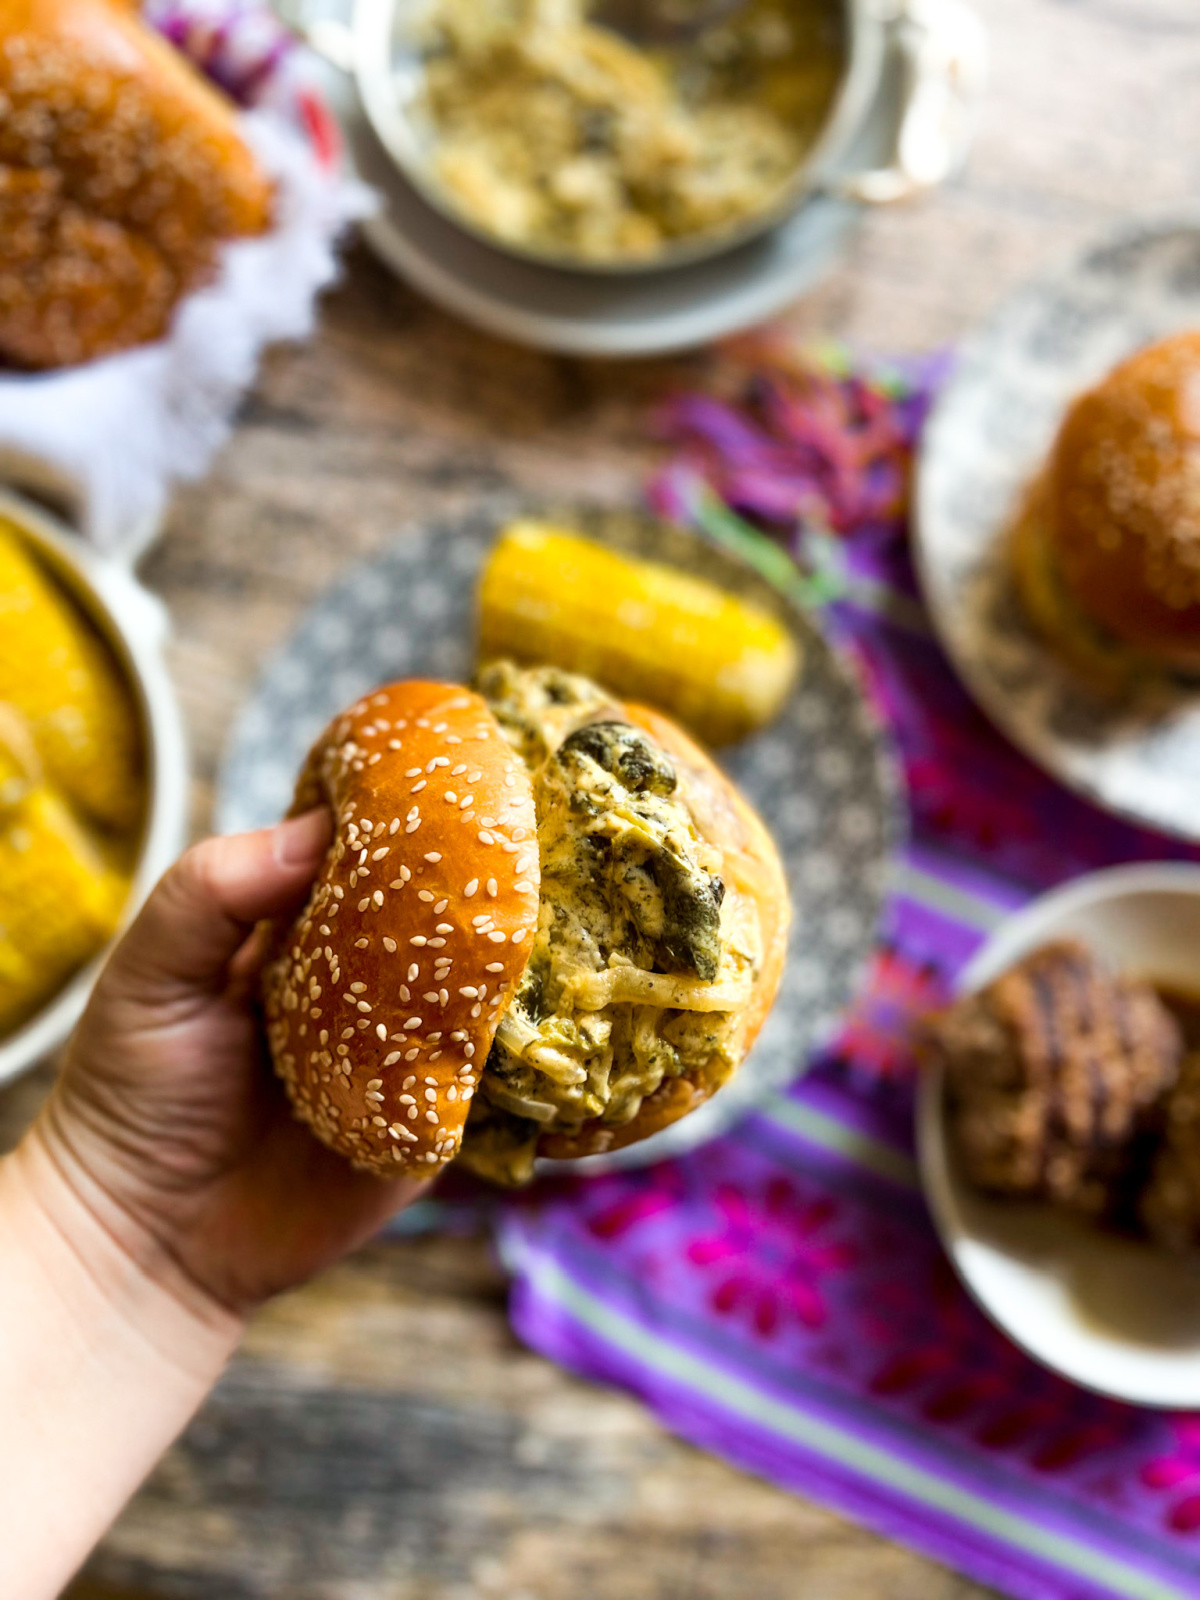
[0,490,188,1083]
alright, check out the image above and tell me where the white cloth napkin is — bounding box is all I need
[0,111,372,559]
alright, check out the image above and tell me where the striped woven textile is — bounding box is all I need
[492,348,1200,1600]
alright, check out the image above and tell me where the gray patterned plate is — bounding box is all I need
[916,217,1200,840]
[217,505,903,1172]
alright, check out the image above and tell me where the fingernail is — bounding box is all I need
[273,807,331,867]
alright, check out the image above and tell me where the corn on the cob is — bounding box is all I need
[0,516,144,833]
[477,520,801,745]
[0,705,128,1036]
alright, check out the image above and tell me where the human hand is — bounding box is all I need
[27,809,428,1324]
[0,813,428,1598]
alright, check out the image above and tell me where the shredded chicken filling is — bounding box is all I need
[462,663,760,1184]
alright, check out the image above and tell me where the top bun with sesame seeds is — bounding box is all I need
[0,0,272,369]
[264,664,790,1187]
[1012,331,1200,687]
[262,681,542,1179]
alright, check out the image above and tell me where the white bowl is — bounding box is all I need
[917,863,1200,1408]
[0,490,189,1086]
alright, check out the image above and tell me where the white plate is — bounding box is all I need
[917,863,1200,1408]
[915,218,1200,841]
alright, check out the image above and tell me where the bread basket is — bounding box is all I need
[0,489,189,1087]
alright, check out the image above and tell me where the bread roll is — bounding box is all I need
[1012,332,1200,684]
[263,667,791,1184]
[0,0,273,368]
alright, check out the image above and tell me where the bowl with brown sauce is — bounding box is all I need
[0,490,189,1085]
[917,864,1200,1407]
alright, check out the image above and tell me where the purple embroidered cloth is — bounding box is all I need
[489,346,1200,1600]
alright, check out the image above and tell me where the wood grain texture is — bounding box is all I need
[2,0,1196,1593]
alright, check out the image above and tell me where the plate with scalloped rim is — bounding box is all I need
[217,503,904,1173]
[915,217,1200,841]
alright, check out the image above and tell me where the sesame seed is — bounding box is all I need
[410,779,427,793]
[435,923,454,934]
[425,1111,439,1124]
[376,1024,388,1040]
[350,982,367,994]
[357,1000,373,1013]
[373,891,384,908]
[401,865,413,880]
[358,897,370,912]
[418,890,435,903]
[459,986,478,998]
[383,1052,402,1066]
[383,937,397,953]
[487,878,498,897]
[333,886,344,900]
[354,937,369,949]
[514,880,534,893]
[406,819,421,834]
[478,831,495,845]
[464,1042,475,1058]
[410,936,427,947]
[428,938,447,948]
[390,818,400,834]
[480,816,496,828]
[485,963,504,973]
[398,1094,416,1105]
[465,879,479,897]
[424,1088,437,1103]
[405,1053,420,1066]
[488,930,507,943]
[398,988,410,1003]
[342,1027,355,1039]
[467,769,482,783]
[452,764,467,775]
[372,846,390,860]
[444,791,458,804]
[511,929,527,944]
[406,767,422,777]
[423,991,439,1004]
[408,963,420,981]
[434,899,448,914]
[404,1017,422,1029]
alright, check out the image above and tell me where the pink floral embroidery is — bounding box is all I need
[685,1178,857,1337]
[1142,1416,1200,1532]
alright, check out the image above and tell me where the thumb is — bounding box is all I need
[98,809,332,1006]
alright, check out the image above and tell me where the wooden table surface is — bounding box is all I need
[3,1,1199,1594]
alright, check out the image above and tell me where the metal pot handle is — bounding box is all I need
[271,0,356,69]
[834,0,987,205]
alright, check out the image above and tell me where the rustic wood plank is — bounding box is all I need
[14,1,1200,1594]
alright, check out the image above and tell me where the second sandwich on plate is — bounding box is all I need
[262,662,791,1185]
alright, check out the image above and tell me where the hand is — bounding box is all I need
[29,809,428,1323]
[0,813,428,1599]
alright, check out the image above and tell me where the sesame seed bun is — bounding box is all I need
[262,683,541,1177]
[1013,332,1200,683]
[535,701,789,1160]
[264,675,790,1183]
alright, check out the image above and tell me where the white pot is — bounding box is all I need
[0,489,190,1087]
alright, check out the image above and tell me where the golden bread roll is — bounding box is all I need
[0,0,273,368]
[1013,331,1200,684]
[263,665,790,1184]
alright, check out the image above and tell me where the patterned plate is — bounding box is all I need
[217,505,903,1172]
[915,218,1200,841]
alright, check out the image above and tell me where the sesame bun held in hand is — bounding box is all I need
[262,664,790,1186]
[1012,331,1200,688]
